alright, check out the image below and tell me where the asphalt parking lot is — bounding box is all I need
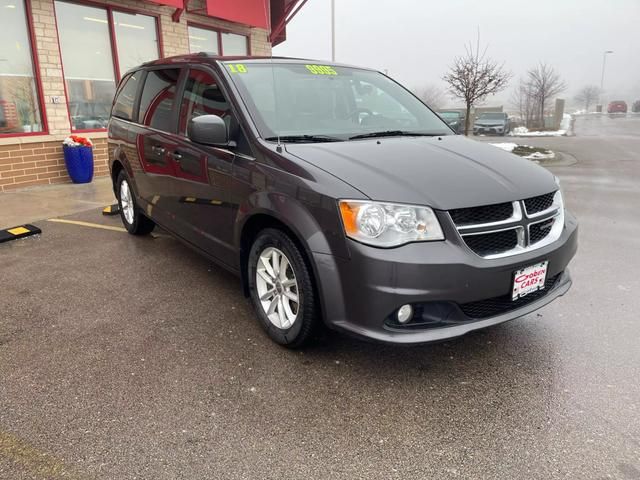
[1,114,640,479]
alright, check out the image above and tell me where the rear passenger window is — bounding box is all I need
[112,72,140,121]
[139,68,180,132]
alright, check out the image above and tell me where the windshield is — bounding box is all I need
[439,112,460,119]
[478,112,506,120]
[224,62,451,141]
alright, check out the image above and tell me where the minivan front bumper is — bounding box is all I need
[313,212,578,344]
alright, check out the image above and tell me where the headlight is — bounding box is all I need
[338,200,444,247]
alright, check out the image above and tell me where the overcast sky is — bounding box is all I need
[274,0,640,109]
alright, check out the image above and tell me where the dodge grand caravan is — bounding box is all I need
[108,55,578,347]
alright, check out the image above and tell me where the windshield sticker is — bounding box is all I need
[305,64,338,75]
[227,64,247,74]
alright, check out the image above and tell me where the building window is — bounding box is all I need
[0,0,44,135]
[188,25,248,56]
[55,2,115,131]
[221,32,248,56]
[188,26,219,55]
[113,11,160,75]
[54,1,160,132]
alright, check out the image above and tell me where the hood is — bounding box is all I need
[475,119,506,127]
[284,135,556,210]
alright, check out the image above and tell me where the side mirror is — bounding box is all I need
[188,115,228,146]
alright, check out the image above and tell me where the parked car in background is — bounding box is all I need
[69,101,110,130]
[631,100,640,113]
[108,54,577,348]
[473,112,510,136]
[607,100,627,114]
[438,111,465,134]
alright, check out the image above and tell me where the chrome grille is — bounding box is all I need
[450,191,563,258]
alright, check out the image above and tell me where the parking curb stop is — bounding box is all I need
[0,224,42,244]
[102,204,120,216]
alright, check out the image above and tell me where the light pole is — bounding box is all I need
[331,0,335,62]
[598,50,613,111]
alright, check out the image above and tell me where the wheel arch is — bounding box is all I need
[111,159,124,191]
[241,209,338,329]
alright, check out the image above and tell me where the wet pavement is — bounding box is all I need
[0,178,114,230]
[1,114,639,479]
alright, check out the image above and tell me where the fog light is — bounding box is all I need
[397,304,413,324]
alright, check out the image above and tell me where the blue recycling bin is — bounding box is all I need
[63,145,94,184]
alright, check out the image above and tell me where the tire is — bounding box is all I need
[247,228,319,348]
[115,170,155,235]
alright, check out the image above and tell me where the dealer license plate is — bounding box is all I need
[512,261,548,300]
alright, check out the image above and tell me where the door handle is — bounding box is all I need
[151,145,166,155]
[170,151,183,161]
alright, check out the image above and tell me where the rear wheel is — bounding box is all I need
[116,170,155,235]
[248,228,319,348]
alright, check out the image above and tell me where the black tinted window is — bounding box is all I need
[139,68,180,132]
[111,72,140,121]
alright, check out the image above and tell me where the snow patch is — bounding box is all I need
[489,143,555,161]
[489,142,519,152]
[509,113,572,137]
[525,151,555,160]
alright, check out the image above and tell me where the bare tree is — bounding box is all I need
[413,84,446,110]
[574,85,600,112]
[510,79,536,128]
[443,35,511,135]
[526,63,566,128]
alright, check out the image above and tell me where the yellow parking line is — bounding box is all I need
[47,218,126,233]
[0,430,83,479]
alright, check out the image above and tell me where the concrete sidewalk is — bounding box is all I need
[0,177,115,229]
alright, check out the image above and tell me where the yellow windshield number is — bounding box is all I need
[227,64,247,74]
[305,64,337,75]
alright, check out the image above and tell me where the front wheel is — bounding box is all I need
[247,229,319,348]
[116,170,155,235]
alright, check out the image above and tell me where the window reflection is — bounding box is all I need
[0,0,44,134]
[54,1,115,130]
[139,69,179,132]
[188,26,248,56]
[221,32,248,56]
[188,26,219,55]
[113,11,159,74]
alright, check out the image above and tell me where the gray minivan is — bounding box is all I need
[108,54,578,347]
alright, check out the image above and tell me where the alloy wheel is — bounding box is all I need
[255,247,300,329]
[119,179,134,225]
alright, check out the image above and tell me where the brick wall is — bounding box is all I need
[0,138,108,191]
[0,0,272,192]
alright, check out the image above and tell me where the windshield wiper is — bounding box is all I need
[264,134,343,143]
[348,130,445,140]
